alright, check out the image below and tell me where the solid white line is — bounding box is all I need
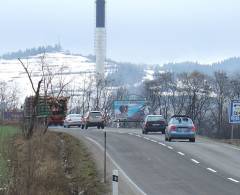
[228,178,239,183]
[207,168,217,173]
[178,152,185,156]
[158,142,166,146]
[191,159,200,164]
[85,136,147,195]
[167,146,173,150]
[144,137,150,140]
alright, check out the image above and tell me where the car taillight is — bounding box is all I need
[170,125,176,131]
[191,125,196,132]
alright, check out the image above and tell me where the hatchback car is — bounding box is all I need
[83,111,105,129]
[142,115,167,134]
[63,114,83,128]
[165,115,196,142]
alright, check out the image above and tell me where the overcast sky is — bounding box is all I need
[0,0,240,64]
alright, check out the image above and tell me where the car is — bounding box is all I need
[142,115,167,134]
[83,111,105,129]
[63,114,84,128]
[165,115,196,142]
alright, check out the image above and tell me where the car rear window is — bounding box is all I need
[69,114,81,117]
[147,116,164,121]
[90,112,102,117]
[172,117,193,125]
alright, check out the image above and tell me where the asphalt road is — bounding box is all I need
[52,127,240,195]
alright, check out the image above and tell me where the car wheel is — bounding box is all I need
[142,130,145,134]
[168,138,172,142]
[162,129,166,134]
[85,125,88,129]
[101,125,105,129]
[81,125,84,129]
[165,136,168,141]
[190,138,195,142]
[97,126,100,129]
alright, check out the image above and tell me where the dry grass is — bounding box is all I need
[7,131,106,195]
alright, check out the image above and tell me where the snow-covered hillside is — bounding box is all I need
[0,52,98,102]
[0,52,152,105]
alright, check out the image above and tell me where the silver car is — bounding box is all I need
[83,111,105,129]
[63,114,83,128]
[165,115,196,142]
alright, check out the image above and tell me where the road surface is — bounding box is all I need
[52,127,240,195]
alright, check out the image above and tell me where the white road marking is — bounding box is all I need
[167,146,173,150]
[144,137,150,141]
[128,133,133,135]
[85,136,147,195]
[136,135,142,138]
[228,178,239,183]
[207,168,217,173]
[177,152,185,156]
[191,159,200,164]
[158,142,166,146]
[151,140,158,143]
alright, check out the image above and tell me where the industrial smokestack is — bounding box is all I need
[95,0,106,77]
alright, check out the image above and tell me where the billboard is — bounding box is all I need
[229,100,240,124]
[113,100,148,122]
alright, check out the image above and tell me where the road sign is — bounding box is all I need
[229,100,240,124]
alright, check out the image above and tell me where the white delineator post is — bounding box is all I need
[112,169,119,195]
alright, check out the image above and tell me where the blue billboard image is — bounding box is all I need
[114,100,148,121]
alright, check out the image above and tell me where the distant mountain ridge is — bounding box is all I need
[1,45,240,76]
[161,57,240,74]
[0,44,62,60]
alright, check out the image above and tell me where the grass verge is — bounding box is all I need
[7,131,106,195]
[0,125,19,193]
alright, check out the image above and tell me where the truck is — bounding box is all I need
[24,96,69,126]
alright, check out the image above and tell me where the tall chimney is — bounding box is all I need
[95,0,106,77]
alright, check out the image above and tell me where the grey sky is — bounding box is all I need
[0,0,240,64]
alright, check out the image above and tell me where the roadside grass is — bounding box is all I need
[0,125,19,191]
[8,131,107,195]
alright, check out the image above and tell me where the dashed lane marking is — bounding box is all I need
[151,140,158,143]
[177,152,185,156]
[228,178,239,183]
[167,146,173,150]
[191,159,200,164]
[158,142,166,146]
[207,168,217,173]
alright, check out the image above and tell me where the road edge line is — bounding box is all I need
[85,136,148,195]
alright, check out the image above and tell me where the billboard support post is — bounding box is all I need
[231,124,234,140]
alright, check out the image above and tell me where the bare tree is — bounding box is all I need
[19,58,43,138]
